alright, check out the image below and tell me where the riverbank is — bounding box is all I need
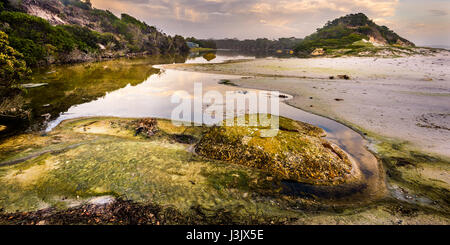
[161,52,450,217]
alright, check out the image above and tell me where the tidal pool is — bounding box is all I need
[21,52,385,201]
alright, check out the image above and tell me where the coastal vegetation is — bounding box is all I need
[0,30,30,123]
[0,11,103,66]
[293,13,415,56]
[0,30,30,89]
[0,0,189,67]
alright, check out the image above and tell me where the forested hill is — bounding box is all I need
[213,38,303,53]
[294,13,415,56]
[0,0,189,67]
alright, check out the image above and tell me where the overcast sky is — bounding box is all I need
[91,0,450,46]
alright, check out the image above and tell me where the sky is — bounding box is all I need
[91,0,450,46]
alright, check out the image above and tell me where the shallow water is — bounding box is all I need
[25,52,385,200]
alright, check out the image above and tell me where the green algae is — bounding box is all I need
[195,115,357,185]
[0,117,304,225]
[1,116,449,224]
[375,139,450,210]
[336,119,450,212]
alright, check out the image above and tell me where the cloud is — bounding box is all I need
[429,9,448,16]
[92,0,399,21]
[248,0,398,16]
[90,0,448,45]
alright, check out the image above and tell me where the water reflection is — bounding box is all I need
[45,69,269,131]
[19,55,190,132]
[185,50,256,64]
[22,52,260,133]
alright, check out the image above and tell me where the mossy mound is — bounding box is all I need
[195,116,358,185]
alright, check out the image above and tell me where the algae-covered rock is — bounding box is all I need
[195,116,359,185]
[0,116,361,224]
[0,117,294,221]
[203,52,216,62]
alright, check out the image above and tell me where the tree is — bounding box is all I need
[0,31,30,89]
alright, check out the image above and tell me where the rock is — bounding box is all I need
[218,79,237,86]
[311,48,325,56]
[334,98,344,101]
[195,116,358,185]
[337,75,350,80]
[134,118,158,137]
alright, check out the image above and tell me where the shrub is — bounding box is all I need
[0,11,104,66]
[0,31,30,89]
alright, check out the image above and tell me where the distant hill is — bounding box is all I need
[294,13,416,57]
[213,37,303,54]
[0,0,189,66]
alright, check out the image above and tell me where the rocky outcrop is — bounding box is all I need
[21,1,67,25]
[195,116,360,185]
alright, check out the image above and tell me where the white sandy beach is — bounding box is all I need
[163,51,450,158]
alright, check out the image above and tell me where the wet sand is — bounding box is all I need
[162,51,450,158]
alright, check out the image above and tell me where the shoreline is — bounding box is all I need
[0,54,448,224]
[160,54,450,215]
[160,53,450,159]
